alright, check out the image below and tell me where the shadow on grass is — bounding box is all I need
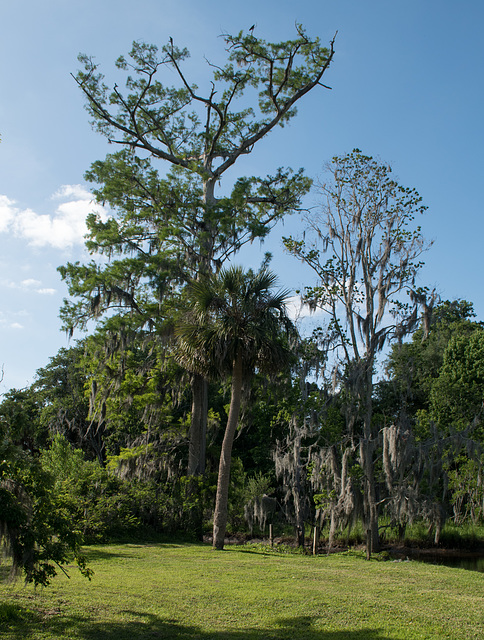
[82,548,142,562]
[232,547,278,557]
[0,565,13,581]
[0,601,42,626]
[1,606,393,640]
[83,542,194,562]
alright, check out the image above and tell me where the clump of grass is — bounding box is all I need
[437,522,484,549]
[241,541,307,555]
[0,602,39,625]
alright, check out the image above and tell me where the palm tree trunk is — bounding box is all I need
[212,355,244,550]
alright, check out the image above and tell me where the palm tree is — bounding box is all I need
[176,266,296,549]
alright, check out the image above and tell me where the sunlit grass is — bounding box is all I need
[1,542,483,639]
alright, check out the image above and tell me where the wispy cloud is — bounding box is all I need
[0,185,107,249]
[0,310,27,330]
[0,278,57,295]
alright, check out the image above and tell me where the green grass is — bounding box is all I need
[1,542,483,639]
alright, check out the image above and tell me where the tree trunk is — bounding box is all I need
[212,355,244,550]
[188,373,208,476]
[361,437,380,556]
[188,176,214,478]
[186,374,208,541]
[363,365,379,556]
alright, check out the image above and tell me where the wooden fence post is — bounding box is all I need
[312,526,320,555]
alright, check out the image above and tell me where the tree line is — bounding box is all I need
[1,26,483,584]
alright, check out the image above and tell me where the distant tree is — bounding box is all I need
[33,345,97,458]
[175,266,295,549]
[377,303,484,539]
[60,26,336,478]
[271,331,334,546]
[284,150,433,555]
[0,387,45,454]
[379,299,480,434]
[429,329,484,438]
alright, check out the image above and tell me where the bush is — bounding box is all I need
[40,435,217,542]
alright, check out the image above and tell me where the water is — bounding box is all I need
[391,551,484,572]
[413,553,484,572]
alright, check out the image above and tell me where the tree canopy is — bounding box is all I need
[61,25,336,331]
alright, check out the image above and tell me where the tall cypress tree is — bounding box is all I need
[60,26,336,476]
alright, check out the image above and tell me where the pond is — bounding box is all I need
[414,553,484,573]
[392,550,484,573]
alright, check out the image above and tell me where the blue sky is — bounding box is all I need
[0,0,483,393]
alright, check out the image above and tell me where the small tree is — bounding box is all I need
[284,149,433,554]
[0,425,92,585]
[176,266,295,549]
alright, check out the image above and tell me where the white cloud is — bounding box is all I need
[286,295,308,323]
[0,311,27,330]
[0,185,107,249]
[21,278,42,287]
[0,195,15,232]
[0,278,57,295]
[52,185,93,200]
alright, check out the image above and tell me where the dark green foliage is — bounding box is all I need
[5,22,484,550]
[0,387,45,454]
[79,330,190,461]
[61,25,334,334]
[429,329,484,438]
[0,435,92,586]
[58,27,334,489]
[39,435,216,542]
[176,265,296,548]
[231,372,292,477]
[380,299,481,436]
[33,345,97,458]
[175,266,295,380]
[448,455,484,525]
[283,150,442,555]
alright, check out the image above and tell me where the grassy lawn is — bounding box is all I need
[1,543,483,639]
